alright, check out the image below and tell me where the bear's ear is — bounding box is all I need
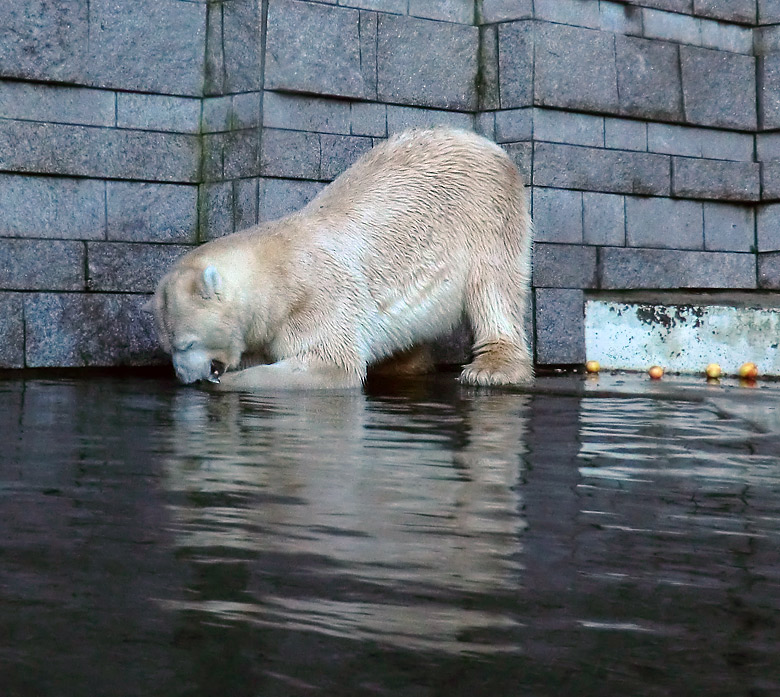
[141,297,155,314]
[200,265,223,300]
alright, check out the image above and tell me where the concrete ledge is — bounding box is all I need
[585,295,780,375]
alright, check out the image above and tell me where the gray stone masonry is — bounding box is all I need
[759,252,780,288]
[1,0,780,370]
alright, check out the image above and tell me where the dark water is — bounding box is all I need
[1,373,779,697]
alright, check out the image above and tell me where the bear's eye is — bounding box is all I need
[174,340,195,352]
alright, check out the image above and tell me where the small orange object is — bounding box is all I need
[648,365,664,380]
[585,360,600,374]
[705,363,722,379]
[738,362,758,379]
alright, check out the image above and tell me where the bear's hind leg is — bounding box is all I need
[460,278,533,387]
[460,338,533,386]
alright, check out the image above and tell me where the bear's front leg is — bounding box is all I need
[207,357,364,391]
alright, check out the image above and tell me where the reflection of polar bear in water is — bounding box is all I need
[161,385,529,653]
[150,128,533,390]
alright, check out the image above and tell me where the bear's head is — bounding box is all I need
[149,265,244,384]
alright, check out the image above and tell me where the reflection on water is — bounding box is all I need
[1,374,779,696]
[162,388,528,656]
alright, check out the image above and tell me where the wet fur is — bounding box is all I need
[151,128,534,390]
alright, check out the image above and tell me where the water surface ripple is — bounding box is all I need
[1,375,779,696]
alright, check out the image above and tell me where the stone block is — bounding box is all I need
[533,143,671,196]
[0,1,88,84]
[231,93,263,131]
[533,110,604,148]
[87,242,190,293]
[0,81,114,127]
[599,2,643,35]
[759,54,780,131]
[408,0,473,23]
[0,175,105,240]
[599,247,756,289]
[503,143,532,182]
[680,46,756,130]
[757,133,780,161]
[642,9,701,45]
[0,293,24,368]
[583,192,626,246]
[630,0,693,12]
[693,0,756,24]
[700,20,753,55]
[533,22,619,114]
[200,181,234,240]
[351,102,388,137]
[700,131,755,162]
[265,0,377,100]
[263,92,352,135]
[377,14,479,110]
[202,129,260,181]
[475,112,496,140]
[755,25,780,55]
[532,244,597,288]
[648,123,701,157]
[479,0,533,23]
[234,179,259,232]
[204,2,224,96]
[534,0,600,29]
[222,0,264,93]
[338,0,406,12]
[87,0,206,96]
[758,203,780,251]
[478,25,500,111]
[320,134,374,181]
[259,178,326,221]
[386,106,474,134]
[0,120,201,183]
[605,118,647,152]
[497,21,534,109]
[672,157,761,201]
[703,203,755,252]
[762,161,780,200]
[760,0,780,24]
[495,109,533,143]
[648,123,754,161]
[106,182,198,243]
[260,129,320,180]
[223,130,261,180]
[534,288,585,364]
[202,96,232,133]
[201,134,224,182]
[116,93,201,134]
[615,35,683,121]
[626,197,703,249]
[0,239,84,291]
[532,188,583,243]
[24,293,161,367]
[758,252,780,289]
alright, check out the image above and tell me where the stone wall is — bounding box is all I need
[0,0,778,370]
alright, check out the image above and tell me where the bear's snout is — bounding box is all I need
[172,349,212,384]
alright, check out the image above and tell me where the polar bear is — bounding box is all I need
[149,128,533,390]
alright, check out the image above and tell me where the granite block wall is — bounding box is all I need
[1,0,778,371]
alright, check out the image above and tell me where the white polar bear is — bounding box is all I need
[149,128,533,390]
